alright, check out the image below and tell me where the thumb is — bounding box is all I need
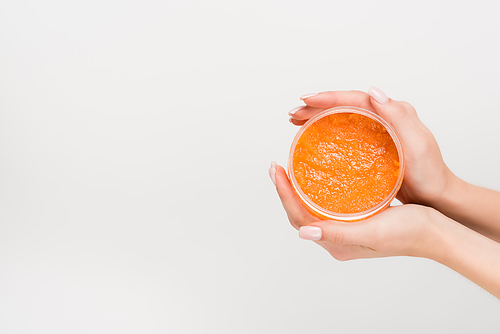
[367,86,430,147]
[299,221,372,246]
[367,86,415,127]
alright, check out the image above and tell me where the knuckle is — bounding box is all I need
[399,101,412,110]
[288,215,301,230]
[288,212,313,230]
[325,228,344,245]
[413,133,437,156]
[393,104,409,118]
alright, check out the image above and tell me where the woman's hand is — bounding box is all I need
[272,88,500,297]
[269,162,443,261]
[270,162,500,299]
[288,88,500,242]
[288,88,455,206]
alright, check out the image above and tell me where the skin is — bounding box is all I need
[272,90,500,298]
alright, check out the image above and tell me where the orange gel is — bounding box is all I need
[289,108,403,220]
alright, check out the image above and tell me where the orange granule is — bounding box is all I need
[292,113,399,214]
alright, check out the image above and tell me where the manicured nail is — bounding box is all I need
[288,106,304,116]
[368,86,389,105]
[269,161,276,186]
[299,226,322,241]
[300,93,318,100]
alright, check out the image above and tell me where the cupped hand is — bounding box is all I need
[288,89,454,206]
[270,163,442,261]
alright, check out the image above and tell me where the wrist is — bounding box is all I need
[425,210,500,298]
[431,172,500,242]
[431,169,466,213]
[411,207,452,261]
[400,205,452,261]
[421,208,481,265]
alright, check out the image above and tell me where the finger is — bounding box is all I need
[395,186,411,205]
[368,87,433,152]
[288,106,325,121]
[300,220,374,246]
[289,118,307,126]
[299,227,379,261]
[274,164,318,229]
[301,91,375,111]
[395,192,406,204]
[318,242,378,261]
[368,87,418,127]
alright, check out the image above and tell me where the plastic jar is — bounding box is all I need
[288,106,404,221]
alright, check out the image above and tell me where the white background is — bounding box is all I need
[1,0,500,333]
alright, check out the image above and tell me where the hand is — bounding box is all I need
[270,163,443,261]
[271,162,500,299]
[288,88,454,206]
[272,89,500,297]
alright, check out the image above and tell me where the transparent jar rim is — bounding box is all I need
[287,106,405,221]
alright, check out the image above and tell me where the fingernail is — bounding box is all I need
[299,226,322,241]
[368,86,389,105]
[288,117,293,123]
[288,106,304,116]
[300,93,318,100]
[269,161,276,186]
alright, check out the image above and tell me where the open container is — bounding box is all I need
[288,106,405,222]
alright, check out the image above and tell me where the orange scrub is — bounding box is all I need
[292,113,399,214]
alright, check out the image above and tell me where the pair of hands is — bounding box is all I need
[271,88,455,261]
